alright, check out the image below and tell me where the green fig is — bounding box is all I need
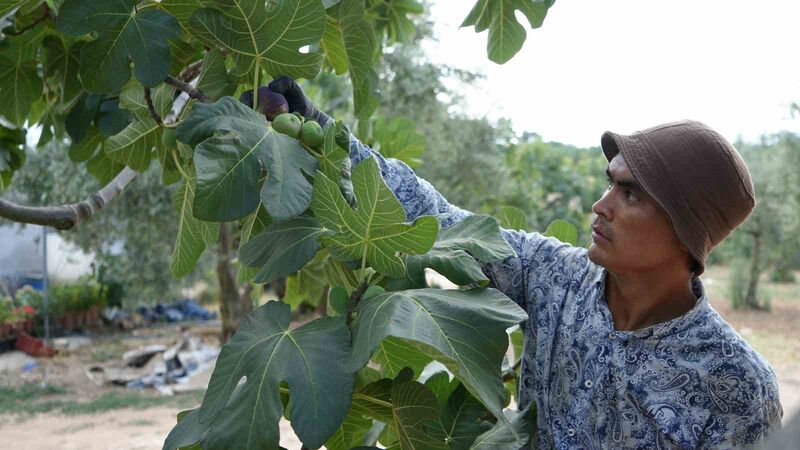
[299,121,324,148]
[161,128,177,149]
[271,113,302,138]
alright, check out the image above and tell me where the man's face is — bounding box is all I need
[588,154,690,274]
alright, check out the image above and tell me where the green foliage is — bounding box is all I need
[392,214,516,289]
[710,133,800,303]
[469,406,535,449]
[8,142,198,307]
[177,97,318,222]
[193,301,354,450]
[348,288,527,420]
[461,0,555,64]
[49,279,107,312]
[729,258,749,310]
[497,205,527,231]
[171,175,220,277]
[0,295,13,323]
[312,157,438,277]
[239,215,326,284]
[0,2,553,448]
[543,219,577,246]
[328,0,380,120]
[189,0,325,80]
[370,116,426,167]
[501,136,608,245]
[57,0,180,92]
[0,125,26,190]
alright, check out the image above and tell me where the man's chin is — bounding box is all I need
[587,244,608,267]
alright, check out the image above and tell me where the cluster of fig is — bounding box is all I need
[239,87,324,151]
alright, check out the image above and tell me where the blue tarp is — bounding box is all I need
[136,299,216,322]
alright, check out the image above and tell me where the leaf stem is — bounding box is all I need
[359,244,369,284]
[252,60,260,112]
[171,150,191,182]
[345,280,369,327]
[302,143,323,159]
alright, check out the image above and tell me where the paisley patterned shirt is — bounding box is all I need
[348,137,783,449]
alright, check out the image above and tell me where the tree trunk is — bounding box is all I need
[744,229,763,310]
[218,222,253,342]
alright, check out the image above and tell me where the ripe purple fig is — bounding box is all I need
[238,87,289,121]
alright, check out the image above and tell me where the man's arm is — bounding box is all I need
[697,374,783,449]
[265,76,547,310]
[264,77,467,224]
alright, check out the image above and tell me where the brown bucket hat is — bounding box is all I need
[600,119,756,275]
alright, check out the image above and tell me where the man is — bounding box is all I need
[263,77,783,449]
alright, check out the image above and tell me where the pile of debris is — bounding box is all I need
[137,299,217,323]
[87,333,219,395]
[102,299,217,331]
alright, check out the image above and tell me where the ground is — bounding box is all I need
[1,264,798,450]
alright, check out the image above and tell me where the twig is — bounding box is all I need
[0,168,137,230]
[164,75,211,103]
[5,6,49,36]
[143,87,163,125]
[179,60,204,82]
[345,281,370,326]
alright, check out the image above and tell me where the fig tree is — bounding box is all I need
[272,113,302,138]
[238,87,289,121]
[299,121,324,148]
[162,128,177,149]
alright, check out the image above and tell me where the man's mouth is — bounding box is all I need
[591,224,611,243]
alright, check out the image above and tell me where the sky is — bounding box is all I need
[422,0,800,148]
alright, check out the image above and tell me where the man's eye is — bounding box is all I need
[625,190,639,202]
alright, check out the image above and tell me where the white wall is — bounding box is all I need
[0,224,94,281]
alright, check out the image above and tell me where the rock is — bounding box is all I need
[0,350,36,373]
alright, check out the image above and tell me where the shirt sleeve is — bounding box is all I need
[348,134,592,315]
[697,382,783,449]
[348,135,471,227]
[348,135,533,309]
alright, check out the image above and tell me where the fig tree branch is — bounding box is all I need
[0,61,206,231]
[0,167,137,230]
[179,60,204,82]
[164,75,211,103]
[5,5,50,36]
[143,87,163,125]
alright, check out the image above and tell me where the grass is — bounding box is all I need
[0,383,205,419]
[125,418,156,426]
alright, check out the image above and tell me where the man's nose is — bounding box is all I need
[592,190,612,221]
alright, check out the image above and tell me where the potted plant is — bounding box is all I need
[15,286,42,335]
[0,297,13,339]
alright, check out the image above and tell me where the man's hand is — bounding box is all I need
[268,76,332,126]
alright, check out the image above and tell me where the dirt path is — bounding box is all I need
[0,407,302,450]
